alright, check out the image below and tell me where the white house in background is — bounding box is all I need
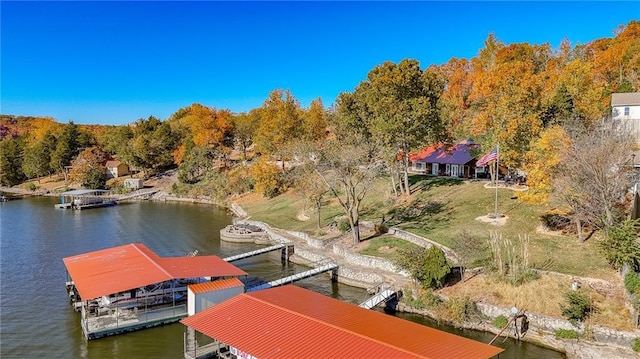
[612,92,640,143]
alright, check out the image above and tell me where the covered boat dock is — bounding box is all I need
[63,243,247,339]
[181,285,504,359]
[55,189,115,210]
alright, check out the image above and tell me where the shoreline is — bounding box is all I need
[5,184,638,358]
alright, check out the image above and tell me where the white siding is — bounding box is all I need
[613,104,640,143]
[187,286,244,316]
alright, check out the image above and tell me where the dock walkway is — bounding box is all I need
[223,244,285,262]
[246,261,338,292]
[359,288,397,309]
[115,188,159,202]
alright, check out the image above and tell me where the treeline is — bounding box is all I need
[1,22,639,222]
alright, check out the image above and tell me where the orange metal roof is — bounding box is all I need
[63,243,247,300]
[181,285,503,359]
[189,278,245,294]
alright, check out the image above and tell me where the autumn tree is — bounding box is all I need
[250,156,285,198]
[468,42,546,168]
[341,59,449,196]
[553,121,636,241]
[520,126,570,204]
[254,89,303,169]
[69,146,108,189]
[301,98,327,142]
[231,109,260,162]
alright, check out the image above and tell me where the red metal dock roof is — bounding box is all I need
[181,285,503,359]
[63,243,247,300]
[189,278,245,294]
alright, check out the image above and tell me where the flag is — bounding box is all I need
[476,146,498,167]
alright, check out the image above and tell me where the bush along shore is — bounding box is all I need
[226,204,640,359]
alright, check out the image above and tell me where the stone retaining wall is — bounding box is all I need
[283,230,327,249]
[332,244,408,276]
[474,301,638,348]
[388,228,459,263]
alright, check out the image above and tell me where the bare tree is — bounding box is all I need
[313,133,383,244]
[553,120,636,241]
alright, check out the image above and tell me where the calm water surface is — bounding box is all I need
[0,196,565,358]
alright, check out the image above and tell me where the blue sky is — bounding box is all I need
[1,1,638,125]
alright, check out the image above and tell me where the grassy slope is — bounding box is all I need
[236,175,634,330]
[237,175,614,280]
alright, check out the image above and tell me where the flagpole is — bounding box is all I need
[494,143,499,223]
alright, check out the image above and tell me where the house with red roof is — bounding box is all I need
[410,139,486,178]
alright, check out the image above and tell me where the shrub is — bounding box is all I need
[540,212,571,231]
[441,296,481,326]
[633,338,640,352]
[393,246,451,289]
[561,290,594,324]
[26,182,37,191]
[337,218,351,233]
[493,315,508,328]
[624,272,640,294]
[402,288,442,310]
[555,329,580,339]
[600,219,640,271]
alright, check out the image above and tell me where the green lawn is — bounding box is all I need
[236,175,615,279]
[358,235,421,260]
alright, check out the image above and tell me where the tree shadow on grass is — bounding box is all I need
[409,175,464,194]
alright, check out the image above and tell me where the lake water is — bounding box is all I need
[0,196,565,358]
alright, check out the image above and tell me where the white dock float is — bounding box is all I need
[223,244,285,262]
[359,289,396,309]
[246,262,338,292]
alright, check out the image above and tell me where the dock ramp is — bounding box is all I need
[223,244,285,262]
[115,189,159,202]
[359,288,396,309]
[246,261,338,292]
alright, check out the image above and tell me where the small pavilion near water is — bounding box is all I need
[181,285,504,359]
[63,243,247,340]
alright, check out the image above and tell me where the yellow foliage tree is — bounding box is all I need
[250,157,284,198]
[520,126,570,204]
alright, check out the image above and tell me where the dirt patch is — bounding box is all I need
[475,214,508,226]
[378,245,397,254]
[297,211,310,221]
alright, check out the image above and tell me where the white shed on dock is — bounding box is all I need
[187,278,245,316]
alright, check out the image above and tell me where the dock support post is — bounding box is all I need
[330,267,338,283]
[281,245,294,262]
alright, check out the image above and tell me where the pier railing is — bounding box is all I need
[84,304,187,338]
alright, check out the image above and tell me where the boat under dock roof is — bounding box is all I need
[63,243,247,300]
